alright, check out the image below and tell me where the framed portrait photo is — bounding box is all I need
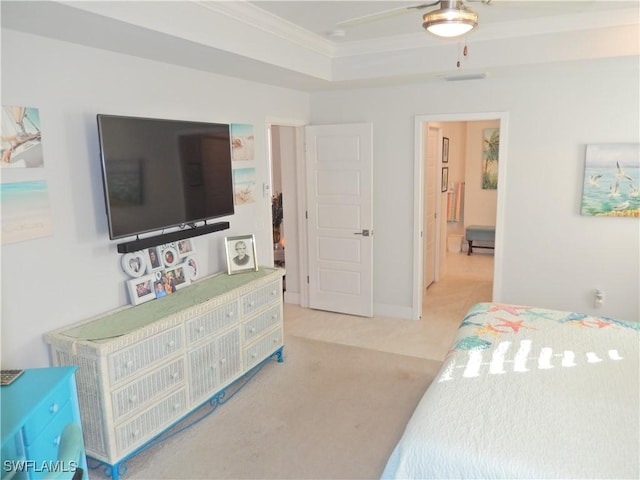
[165,264,191,291]
[159,244,179,267]
[145,246,163,272]
[121,251,147,278]
[127,274,156,305]
[177,238,196,258]
[225,234,258,275]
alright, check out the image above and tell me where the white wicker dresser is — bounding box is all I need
[44,267,285,480]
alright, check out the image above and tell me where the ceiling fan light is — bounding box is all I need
[423,6,478,38]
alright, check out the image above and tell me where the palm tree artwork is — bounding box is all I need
[482,128,500,190]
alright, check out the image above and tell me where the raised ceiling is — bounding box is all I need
[2,1,638,91]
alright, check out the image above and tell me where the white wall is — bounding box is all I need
[310,57,639,321]
[1,30,310,368]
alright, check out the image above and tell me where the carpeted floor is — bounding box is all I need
[92,335,441,480]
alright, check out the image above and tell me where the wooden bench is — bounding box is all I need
[465,225,495,255]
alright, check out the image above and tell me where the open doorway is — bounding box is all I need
[412,112,508,320]
[267,122,306,306]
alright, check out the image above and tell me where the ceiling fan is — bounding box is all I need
[335,0,493,38]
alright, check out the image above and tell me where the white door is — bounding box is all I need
[305,123,373,317]
[423,125,439,290]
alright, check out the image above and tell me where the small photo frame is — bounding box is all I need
[145,246,163,272]
[121,251,147,278]
[160,245,179,267]
[442,137,449,163]
[177,238,195,258]
[165,264,191,291]
[184,256,199,281]
[441,167,449,193]
[127,274,156,305]
[225,234,258,275]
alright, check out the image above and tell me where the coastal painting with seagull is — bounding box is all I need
[581,144,640,217]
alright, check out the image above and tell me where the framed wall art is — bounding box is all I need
[225,234,258,274]
[581,143,640,217]
[441,167,449,193]
[442,137,449,163]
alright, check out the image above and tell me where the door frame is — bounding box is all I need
[423,123,443,291]
[266,117,308,308]
[412,112,510,320]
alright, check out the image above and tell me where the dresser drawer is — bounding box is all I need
[243,304,282,343]
[23,379,72,445]
[243,327,283,370]
[26,400,73,463]
[241,280,281,315]
[185,301,240,345]
[115,388,187,455]
[112,358,185,422]
[108,326,183,384]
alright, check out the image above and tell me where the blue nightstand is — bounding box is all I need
[1,367,87,479]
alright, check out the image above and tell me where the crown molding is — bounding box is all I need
[194,0,336,58]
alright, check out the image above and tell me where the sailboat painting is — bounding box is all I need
[581,144,640,217]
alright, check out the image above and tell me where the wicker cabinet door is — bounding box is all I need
[188,340,218,405]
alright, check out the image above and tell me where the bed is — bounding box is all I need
[382,302,639,480]
[465,225,495,255]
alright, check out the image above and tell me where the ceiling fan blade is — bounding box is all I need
[336,1,440,29]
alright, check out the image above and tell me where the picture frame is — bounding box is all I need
[442,137,449,163]
[159,244,179,267]
[580,143,640,216]
[145,246,163,272]
[441,167,449,193]
[184,256,199,281]
[164,264,191,291]
[177,238,195,258]
[121,251,147,278]
[127,274,156,305]
[225,234,258,275]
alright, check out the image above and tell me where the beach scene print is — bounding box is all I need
[0,180,54,244]
[231,123,254,161]
[233,167,256,204]
[482,128,499,190]
[1,105,43,168]
[581,144,640,217]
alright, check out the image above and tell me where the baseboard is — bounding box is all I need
[373,303,415,320]
[284,292,300,304]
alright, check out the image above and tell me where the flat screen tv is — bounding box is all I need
[97,114,235,240]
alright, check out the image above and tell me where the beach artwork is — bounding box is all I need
[233,167,256,205]
[1,180,54,244]
[482,128,499,190]
[581,144,640,217]
[1,105,43,168]
[231,123,254,161]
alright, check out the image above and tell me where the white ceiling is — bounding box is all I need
[250,0,635,43]
[2,1,638,91]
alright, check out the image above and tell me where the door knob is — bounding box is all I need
[354,229,371,236]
